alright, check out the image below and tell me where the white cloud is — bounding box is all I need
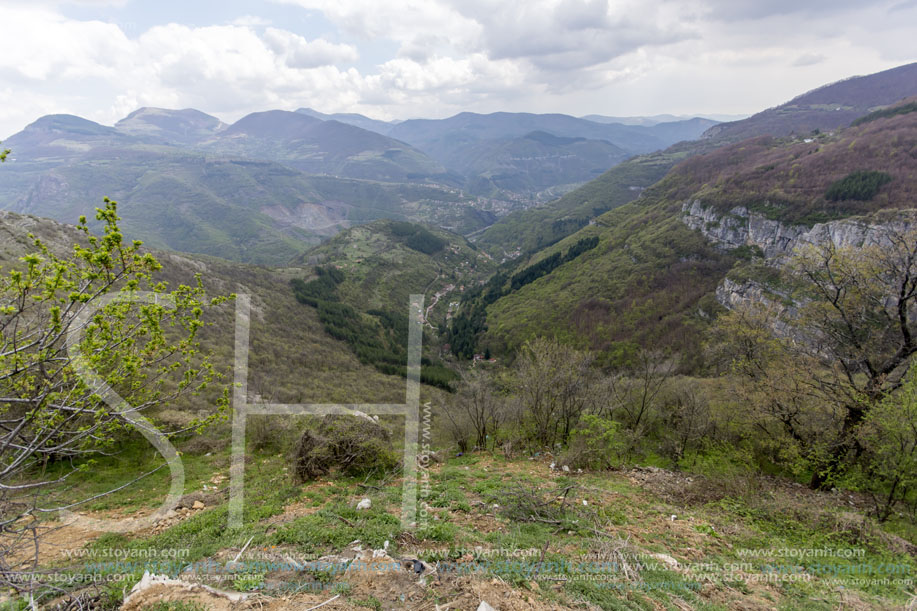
[0,8,367,136]
[0,6,132,81]
[793,53,827,67]
[277,0,697,73]
[698,0,870,21]
[0,0,912,139]
[231,15,273,27]
[0,0,128,6]
[263,27,358,68]
[274,0,480,46]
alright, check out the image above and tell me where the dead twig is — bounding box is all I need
[334,514,355,527]
[302,593,340,610]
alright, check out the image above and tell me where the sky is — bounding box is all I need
[0,0,914,139]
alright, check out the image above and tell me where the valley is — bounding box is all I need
[1,53,917,611]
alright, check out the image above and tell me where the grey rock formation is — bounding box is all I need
[681,199,913,261]
[681,199,915,311]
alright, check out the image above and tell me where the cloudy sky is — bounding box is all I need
[0,0,914,138]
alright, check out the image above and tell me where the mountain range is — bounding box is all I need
[470,85,917,369]
[1,61,914,292]
[476,61,917,256]
[0,112,486,263]
[0,104,724,264]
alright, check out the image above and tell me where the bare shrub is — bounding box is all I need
[603,350,676,441]
[249,413,298,452]
[437,400,471,453]
[512,337,597,448]
[490,482,580,526]
[659,378,714,467]
[441,368,506,451]
[292,415,396,482]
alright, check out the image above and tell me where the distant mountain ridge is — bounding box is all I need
[0,105,720,248]
[115,107,227,144]
[582,113,746,126]
[703,62,917,141]
[475,62,917,255]
[295,107,396,134]
[385,111,711,156]
[450,130,630,198]
[4,114,132,157]
[0,112,488,264]
[472,95,917,368]
[286,108,719,198]
[201,110,446,183]
[368,111,716,197]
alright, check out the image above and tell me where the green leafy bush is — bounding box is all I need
[232,574,265,592]
[560,415,627,470]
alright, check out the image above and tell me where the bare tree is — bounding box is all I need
[602,349,676,449]
[659,379,714,467]
[512,337,596,447]
[441,368,503,451]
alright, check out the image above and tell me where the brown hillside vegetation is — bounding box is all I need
[481,101,917,367]
[676,102,917,224]
[703,61,917,142]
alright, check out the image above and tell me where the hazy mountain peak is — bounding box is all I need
[295,107,395,135]
[114,107,226,145]
[23,114,116,135]
[224,109,323,139]
[4,114,126,153]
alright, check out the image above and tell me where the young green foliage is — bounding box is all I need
[0,198,231,596]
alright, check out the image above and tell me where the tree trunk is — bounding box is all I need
[809,403,865,489]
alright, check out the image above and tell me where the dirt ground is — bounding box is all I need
[8,459,916,610]
[119,566,580,611]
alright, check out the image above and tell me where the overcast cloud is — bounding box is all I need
[0,0,913,138]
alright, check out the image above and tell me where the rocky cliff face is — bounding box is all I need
[681,199,915,310]
[714,277,799,337]
[681,199,914,260]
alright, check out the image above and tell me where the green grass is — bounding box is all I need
[270,502,402,553]
[40,436,230,514]
[13,448,917,610]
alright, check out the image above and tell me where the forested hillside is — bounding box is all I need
[465,102,917,369]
